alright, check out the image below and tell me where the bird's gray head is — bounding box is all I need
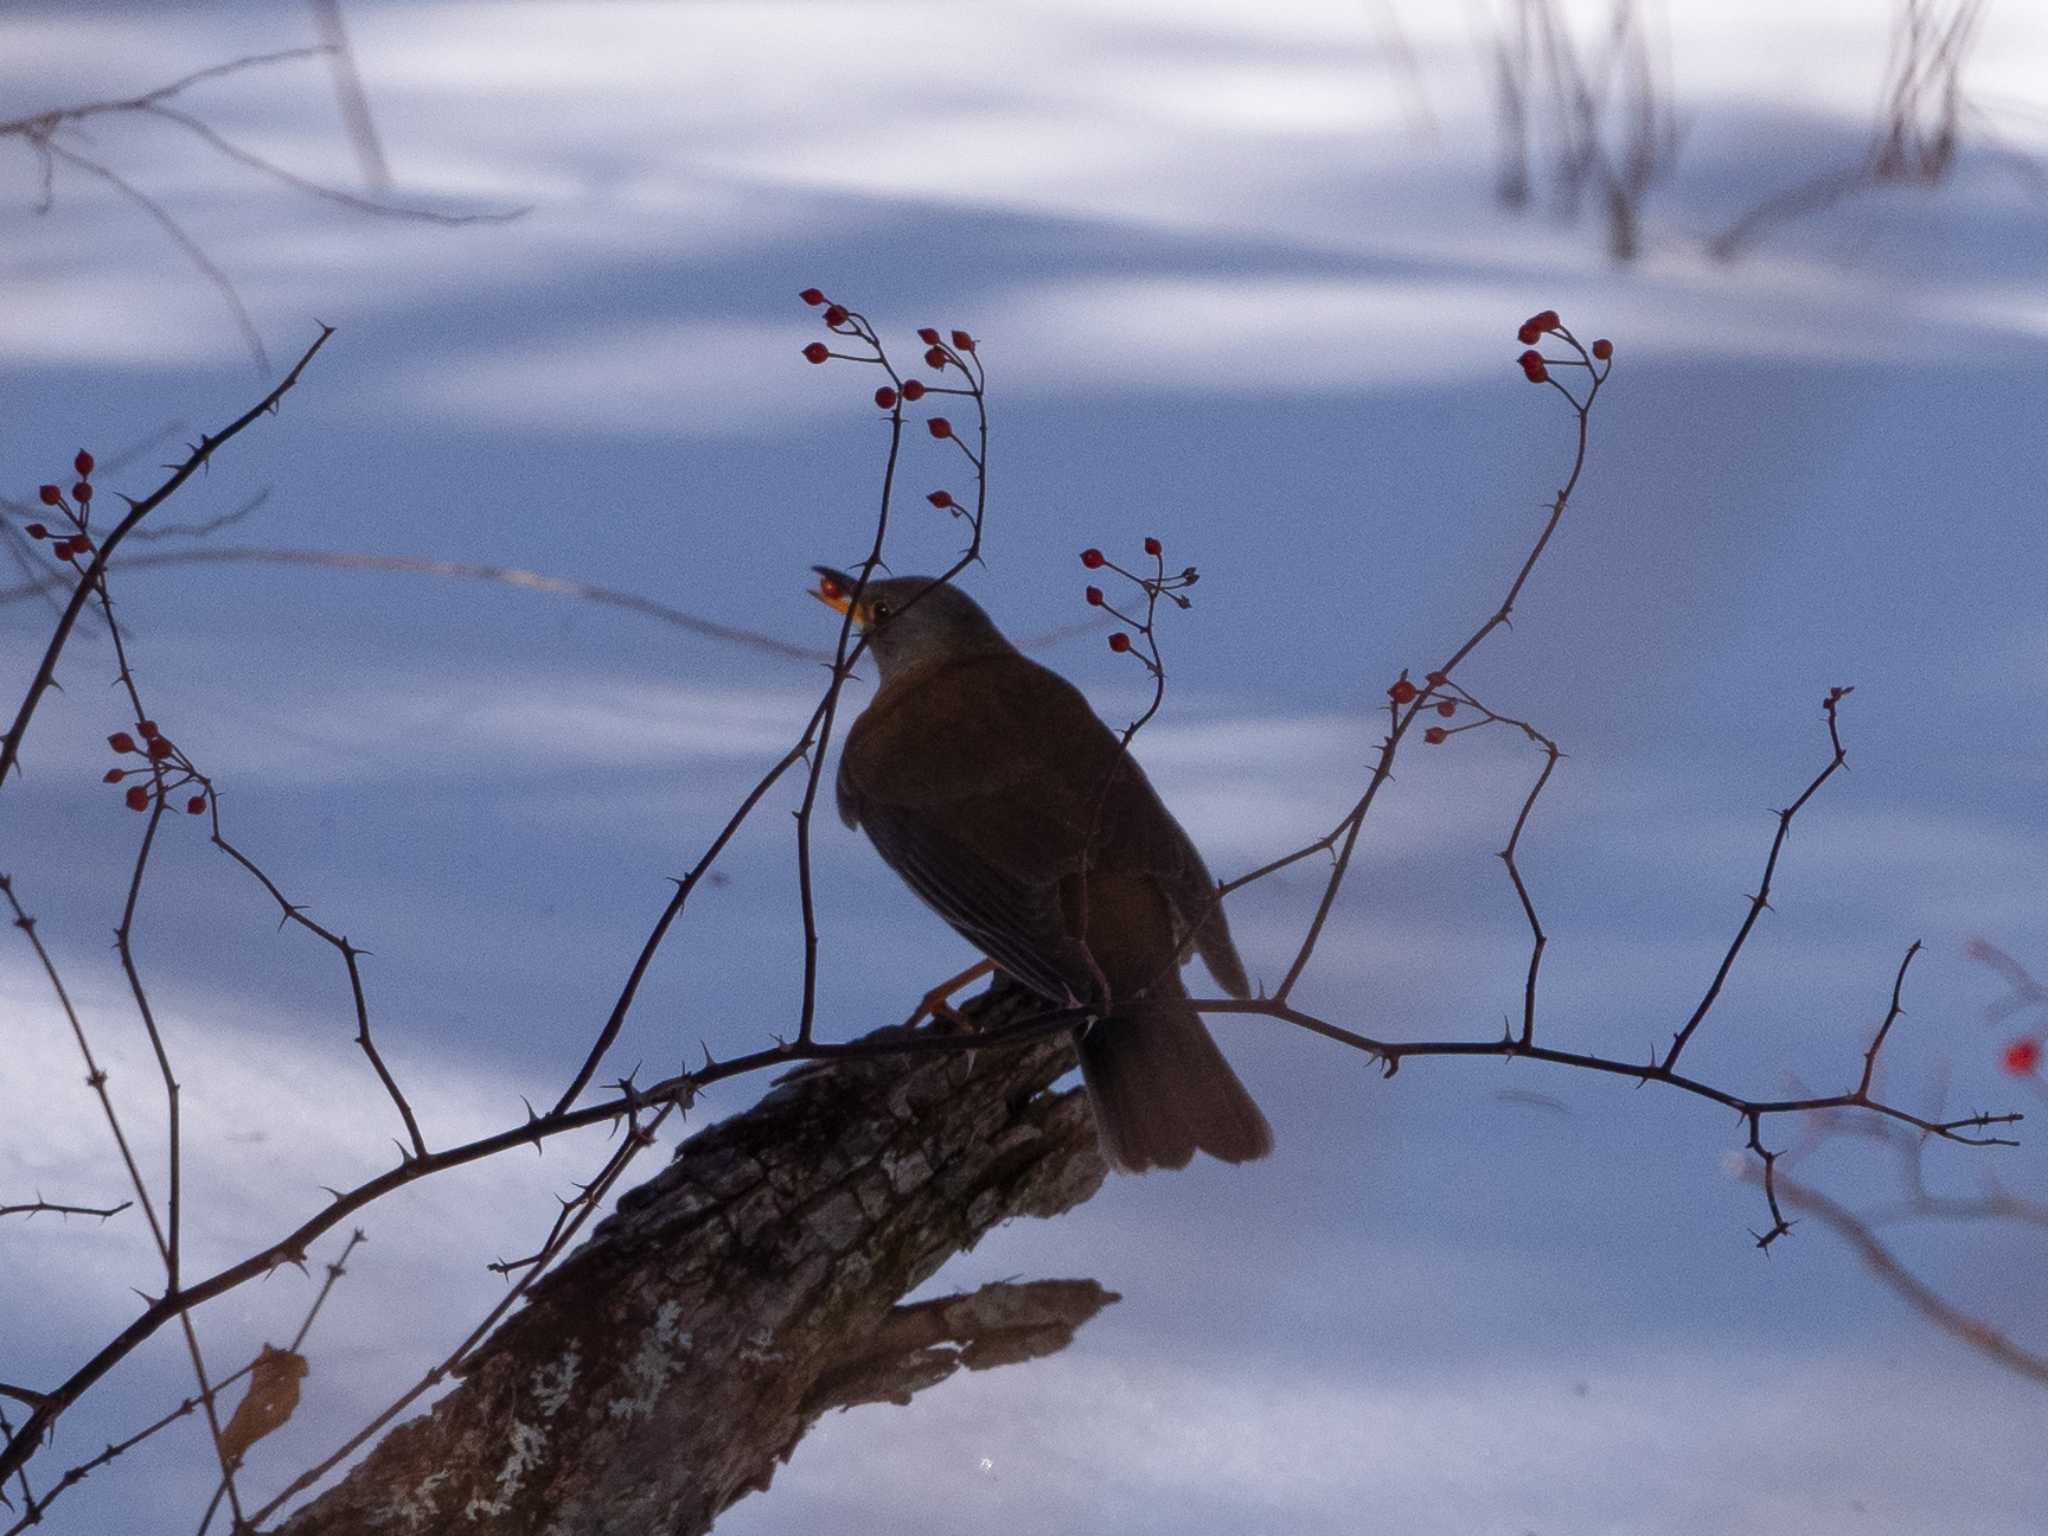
[811,568,1014,684]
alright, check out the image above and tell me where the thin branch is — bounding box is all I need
[43,140,269,373]
[1766,1169,2048,1387]
[1267,325,1608,1002]
[308,0,391,190]
[139,103,523,227]
[4,1232,365,1534]
[0,50,335,138]
[1660,685,1853,1072]
[0,325,333,788]
[0,1197,131,1221]
[0,546,816,661]
[90,561,247,1525]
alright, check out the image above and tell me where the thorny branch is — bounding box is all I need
[0,325,333,788]
[4,1233,365,1535]
[0,1197,130,1222]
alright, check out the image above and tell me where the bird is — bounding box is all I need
[814,566,1272,1173]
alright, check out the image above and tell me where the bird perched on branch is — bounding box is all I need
[815,567,1272,1173]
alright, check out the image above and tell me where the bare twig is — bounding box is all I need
[1764,1169,2048,1386]
[1661,686,1854,1072]
[308,0,392,190]
[0,1197,131,1222]
[4,48,523,372]
[0,325,333,788]
[44,140,270,372]
[1713,0,1999,259]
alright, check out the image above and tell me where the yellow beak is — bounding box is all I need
[810,566,870,625]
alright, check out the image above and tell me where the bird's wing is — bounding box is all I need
[1088,749,1250,999]
[853,795,1093,1002]
[838,651,1246,1000]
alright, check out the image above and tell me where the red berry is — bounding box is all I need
[1591,338,1613,361]
[823,304,849,327]
[24,523,46,540]
[900,380,927,401]
[1424,726,1447,745]
[1519,309,1559,336]
[147,737,174,760]
[918,327,941,345]
[1516,323,1541,345]
[1108,632,1132,653]
[818,573,845,601]
[927,490,954,509]
[1081,548,1105,569]
[73,482,92,503]
[802,342,830,364]
[799,288,826,306]
[186,795,206,815]
[102,768,125,784]
[1436,699,1456,717]
[875,386,898,409]
[924,346,947,369]
[38,485,61,506]
[927,418,953,439]
[1389,680,1418,705]
[108,732,137,754]
[74,450,94,478]
[1143,536,1162,557]
[1518,350,1548,383]
[2004,1038,2041,1076]
[1425,671,1447,687]
[950,330,975,352]
[138,720,158,738]
[1085,586,1104,606]
[124,785,149,811]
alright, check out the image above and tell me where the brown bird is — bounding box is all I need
[816,567,1272,1173]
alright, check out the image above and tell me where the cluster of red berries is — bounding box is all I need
[798,288,852,365]
[798,292,980,491]
[798,289,973,378]
[1514,310,1612,385]
[1079,538,1195,656]
[104,722,206,815]
[21,450,98,562]
[874,380,929,409]
[918,325,976,364]
[1387,671,1462,743]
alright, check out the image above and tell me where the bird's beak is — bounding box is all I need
[811,565,870,626]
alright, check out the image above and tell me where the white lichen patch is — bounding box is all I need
[530,1348,581,1417]
[737,1324,785,1366]
[464,1419,548,1520]
[607,1300,694,1420]
[371,1468,449,1530]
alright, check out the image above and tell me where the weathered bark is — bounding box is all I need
[276,986,1109,1534]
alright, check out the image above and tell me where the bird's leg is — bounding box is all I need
[900,957,998,1031]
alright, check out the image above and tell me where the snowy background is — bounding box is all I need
[3,2,2047,1531]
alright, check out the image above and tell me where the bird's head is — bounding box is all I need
[811,568,1013,683]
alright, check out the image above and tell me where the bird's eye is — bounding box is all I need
[870,598,893,622]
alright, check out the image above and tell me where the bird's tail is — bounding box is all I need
[1075,983,1272,1173]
